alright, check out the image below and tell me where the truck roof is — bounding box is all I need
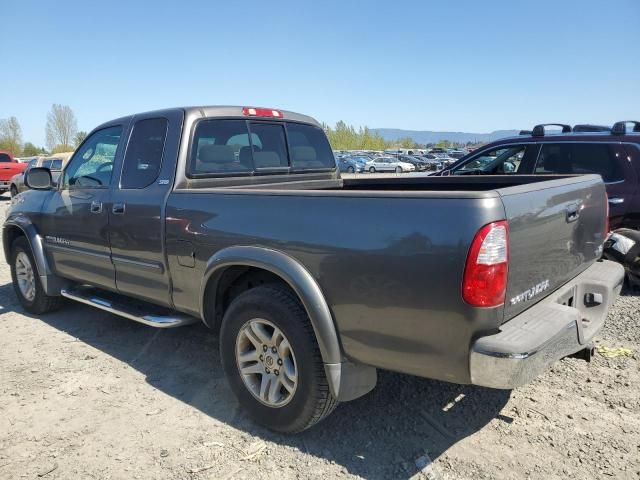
[96,106,321,131]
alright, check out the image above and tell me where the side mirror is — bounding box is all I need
[25,167,52,190]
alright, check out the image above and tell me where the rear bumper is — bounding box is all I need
[470,260,624,389]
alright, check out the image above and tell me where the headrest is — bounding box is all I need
[239,146,253,168]
[198,144,235,164]
[293,146,316,163]
[253,151,281,168]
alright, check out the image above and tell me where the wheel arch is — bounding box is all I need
[199,246,377,402]
[3,218,64,296]
[200,246,342,365]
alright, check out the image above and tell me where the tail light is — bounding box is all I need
[462,221,509,307]
[242,107,283,118]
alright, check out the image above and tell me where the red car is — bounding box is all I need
[0,151,28,195]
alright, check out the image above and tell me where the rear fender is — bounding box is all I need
[200,245,376,401]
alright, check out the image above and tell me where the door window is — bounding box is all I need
[535,143,624,182]
[63,126,122,188]
[121,118,168,189]
[455,145,530,174]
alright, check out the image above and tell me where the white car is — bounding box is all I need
[365,157,416,173]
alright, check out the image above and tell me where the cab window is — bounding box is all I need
[62,126,122,188]
[121,118,168,189]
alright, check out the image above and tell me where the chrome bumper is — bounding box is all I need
[470,260,625,389]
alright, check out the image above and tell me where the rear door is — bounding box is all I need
[534,142,635,224]
[109,110,183,306]
[499,175,607,321]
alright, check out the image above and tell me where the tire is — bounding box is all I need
[10,237,64,314]
[220,285,338,433]
[10,185,18,197]
[347,166,355,173]
[369,166,376,173]
[395,166,402,173]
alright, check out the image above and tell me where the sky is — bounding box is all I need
[1,0,639,147]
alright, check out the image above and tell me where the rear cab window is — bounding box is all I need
[188,119,335,177]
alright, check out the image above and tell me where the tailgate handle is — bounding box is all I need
[566,204,581,223]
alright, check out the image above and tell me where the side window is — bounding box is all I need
[121,118,168,189]
[0,153,11,163]
[569,144,623,182]
[190,120,252,175]
[286,123,336,170]
[63,126,122,188]
[456,145,529,174]
[535,144,623,182]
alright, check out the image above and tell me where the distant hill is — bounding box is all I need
[371,128,520,145]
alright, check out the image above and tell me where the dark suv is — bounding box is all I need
[441,121,640,229]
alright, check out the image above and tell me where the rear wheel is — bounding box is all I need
[10,237,63,314]
[347,166,355,173]
[10,185,18,197]
[369,166,376,173]
[220,285,337,433]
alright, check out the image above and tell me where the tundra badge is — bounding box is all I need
[510,279,550,306]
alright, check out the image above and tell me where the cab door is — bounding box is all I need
[41,125,125,290]
[108,111,183,306]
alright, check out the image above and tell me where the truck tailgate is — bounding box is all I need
[498,175,607,322]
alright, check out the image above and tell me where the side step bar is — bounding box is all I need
[60,287,198,329]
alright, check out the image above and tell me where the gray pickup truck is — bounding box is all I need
[4,106,624,433]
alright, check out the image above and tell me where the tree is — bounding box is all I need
[45,104,77,151]
[74,131,87,147]
[22,142,46,156]
[0,116,23,155]
[52,144,74,154]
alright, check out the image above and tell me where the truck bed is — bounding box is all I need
[168,173,607,383]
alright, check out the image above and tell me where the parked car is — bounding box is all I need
[439,121,640,229]
[418,155,444,171]
[10,153,72,196]
[0,150,28,196]
[365,156,415,173]
[4,106,623,434]
[398,154,429,171]
[337,156,364,173]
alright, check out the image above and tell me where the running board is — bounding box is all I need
[60,287,198,328]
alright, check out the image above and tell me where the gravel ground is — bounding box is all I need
[0,197,638,480]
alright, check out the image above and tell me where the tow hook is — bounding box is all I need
[570,343,596,363]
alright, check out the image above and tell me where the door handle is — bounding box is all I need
[90,201,102,214]
[112,203,126,215]
[608,197,624,205]
[566,204,581,223]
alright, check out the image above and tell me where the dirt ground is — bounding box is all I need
[0,198,638,480]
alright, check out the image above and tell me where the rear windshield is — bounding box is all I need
[189,119,335,177]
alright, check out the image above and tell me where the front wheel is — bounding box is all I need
[10,185,18,197]
[395,166,402,173]
[10,237,63,314]
[220,285,337,433]
[347,166,355,173]
[369,166,376,173]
